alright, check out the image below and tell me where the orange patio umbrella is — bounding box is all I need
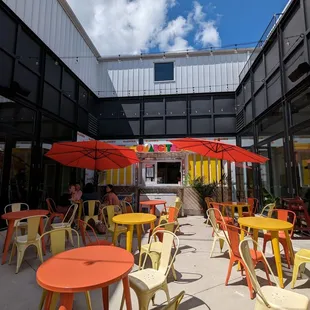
[45,140,139,170]
[171,138,268,163]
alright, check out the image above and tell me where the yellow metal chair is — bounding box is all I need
[4,203,29,233]
[239,238,309,310]
[120,200,134,213]
[206,208,229,258]
[120,230,179,310]
[9,215,48,273]
[102,205,127,245]
[38,228,92,310]
[257,203,276,218]
[153,291,185,310]
[291,249,310,289]
[51,204,78,246]
[139,222,178,280]
[160,197,181,222]
[82,200,100,224]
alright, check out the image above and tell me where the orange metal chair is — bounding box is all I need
[225,224,271,299]
[46,198,64,226]
[77,219,112,247]
[242,198,259,217]
[262,209,296,269]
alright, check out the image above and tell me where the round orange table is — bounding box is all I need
[139,200,167,215]
[36,245,134,310]
[1,209,49,264]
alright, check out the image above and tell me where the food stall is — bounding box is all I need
[98,138,235,215]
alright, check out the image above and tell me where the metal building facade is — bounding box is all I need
[2,0,100,92]
[99,51,251,97]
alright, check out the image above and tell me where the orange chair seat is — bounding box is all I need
[250,249,264,261]
[87,240,112,246]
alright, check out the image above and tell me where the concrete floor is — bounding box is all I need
[1,216,310,310]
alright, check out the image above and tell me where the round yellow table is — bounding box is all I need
[112,213,156,252]
[221,202,250,218]
[238,217,294,288]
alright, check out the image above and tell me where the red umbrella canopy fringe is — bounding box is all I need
[45,140,139,170]
[171,138,268,163]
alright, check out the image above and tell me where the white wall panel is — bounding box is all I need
[3,0,99,92]
[99,51,249,98]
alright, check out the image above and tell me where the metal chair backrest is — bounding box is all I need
[206,208,227,236]
[271,209,296,237]
[225,224,249,258]
[63,204,78,225]
[15,215,48,242]
[77,219,99,246]
[46,198,57,213]
[205,197,214,210]
[120,200,134,213]
[161,290,185,310]
[40,228,79,255]
[102,205,122,228]
[239,238,280,308]
[143,230,179,277]
[82,200,100,216]
[247,198,259,215]
[175,197,181,211]
[167,207,178,223]
[4,203,29,226]
[260,203,276,217]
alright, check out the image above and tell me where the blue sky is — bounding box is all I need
[68,0,290,55]
[164,0,289,51]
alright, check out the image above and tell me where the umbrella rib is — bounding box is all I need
[97,149,138,161]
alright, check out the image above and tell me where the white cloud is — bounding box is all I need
[67,0,221,55]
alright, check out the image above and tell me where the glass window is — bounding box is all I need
[290,87,310,126]
[239,127,254,148]
[293,126,310,197]
[257,104,284,142]
[154,62,174,81]
[9,141,32,202]
[157,162,181,184]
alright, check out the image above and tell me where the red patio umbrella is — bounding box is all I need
[171,138,268,163]
[45,140,139,170]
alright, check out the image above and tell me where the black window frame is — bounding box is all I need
[154,62,174,82]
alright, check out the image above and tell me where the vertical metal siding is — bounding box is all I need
[97,52,249,98]
[3,0,99,93]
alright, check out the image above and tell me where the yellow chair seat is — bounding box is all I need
[296,249,310,260]
[16,234,40,243]
[129,268,167,292]
[258,286,309,309]
[109,224,127,233]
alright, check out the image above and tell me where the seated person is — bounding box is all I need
[57,184,78,215]
[103,184,120,206]
[82,183,100,201]
[73,183,83,201]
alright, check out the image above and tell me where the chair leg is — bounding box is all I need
[225,257,235,285]
[210,237,217,258]
[68,230,74,246]
[39,289,47,310]
[119,292,125,310]
[171,263,177,280]
[35,242,44,264]
[291,261,302,288]
[138,252,144,269]
[260,260,272,286]
[243,264,254,299]
[162,281,170,302]
[262,237,267,254]
[9,243,16,265]
[219,238,225,252]
[85,291,92,310]
[16,246,26,274]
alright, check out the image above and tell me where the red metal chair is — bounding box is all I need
[262,209,296,269]
[77,219,112,247]
[225,224,271,299]
[46,198,64,226]
[242,198,259,217]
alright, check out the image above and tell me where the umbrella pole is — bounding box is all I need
[221,160,224,202]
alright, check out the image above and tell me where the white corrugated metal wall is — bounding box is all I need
[2,0,99,92]
[99,52,250,97]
